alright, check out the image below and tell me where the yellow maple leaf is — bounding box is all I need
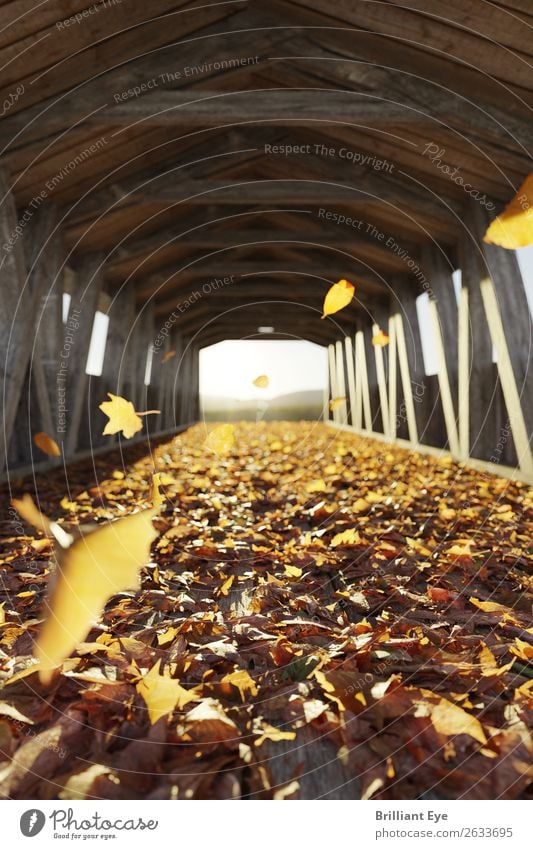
[137,659,200,724]
[205,423,235,455]
[13,496,158,684]
[99,393,160,439]
[284,564,302,579]
[161,350,176,364]
[329,396,346,412]
[484,173,533,248]
[321,278,355,319]
[34,431,61,457]
[372,328,390,347]
[429,697,487,745]
[253,374,269,388]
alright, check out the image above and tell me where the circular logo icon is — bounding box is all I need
[20,810,46,837]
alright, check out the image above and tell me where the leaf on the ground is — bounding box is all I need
[205,424,235,455]
[429,696,487,744]
[137,660,200,724]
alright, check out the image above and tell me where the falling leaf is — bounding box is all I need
[372,328,390,347]
[329,396,346,412]
[14,496,158,684]
[321,278,355,319]
[284,564,302,579]
[161,350,176,363]
[253,375,269,388]
[205,424,235,455]
[484,173,533,248]
[137,660,200,724]
[99,393,160,439]
[430,697,487,744]
[33,432,61,457]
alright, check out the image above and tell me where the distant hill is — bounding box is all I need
[201,389,325,421]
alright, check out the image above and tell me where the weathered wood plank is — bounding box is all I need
[428,298,460,456]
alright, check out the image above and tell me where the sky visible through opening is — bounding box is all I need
[200,340,328,401]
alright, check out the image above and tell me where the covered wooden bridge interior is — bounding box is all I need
[1,0,532,480]
[0,0,533,805]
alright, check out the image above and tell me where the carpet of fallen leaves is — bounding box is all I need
[0,421,532,800]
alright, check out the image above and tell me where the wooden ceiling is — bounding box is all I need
[2,0,532,346]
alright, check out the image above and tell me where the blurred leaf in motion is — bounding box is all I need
[484,173,533,248]
[321,279,355,319]
[34,432,61,457]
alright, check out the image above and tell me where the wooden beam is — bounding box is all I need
[428,298,460,456]
[372,322,390,438]
[355,328,372,431]
[64,255,104,456]
[344,335,357,428]
[394,311,419,444]
[328,345,338,423]
[139,261,386,301]
[457,284,469,461]
[480,276,533,478]
[335,340,348,423]
[387,314,398,440]
[3,86,531,153]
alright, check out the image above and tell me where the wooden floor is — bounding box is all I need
[0,423,531,800]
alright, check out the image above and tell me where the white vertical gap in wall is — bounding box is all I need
[415,293,438,376]
[62,292,71,323]
[144,344,154,386]
[85,311,109,376]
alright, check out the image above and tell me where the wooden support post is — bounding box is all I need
[460,205,503,461]
[428,298,460,457]
[372,322,390,437]
[355,330,371,431]
[394,312,419,444]
[64,255,104,456]
[480,277,533,478]
[0,172,61,468]
[344,336,357,427]
[335,340,348,423]
[387,314,397,440]
[421,244,458,387]
[469,200,533,434]
[327,344,338,423]
[458,285,470,461]
[31,210,64,446]
[391,275,427,441]
[104,287,135,399]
